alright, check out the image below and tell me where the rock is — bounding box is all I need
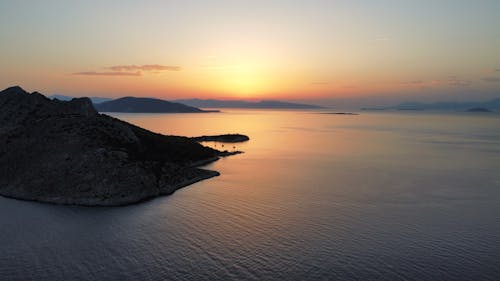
[0,86,231,206]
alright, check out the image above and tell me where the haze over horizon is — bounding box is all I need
[1,1,500,107]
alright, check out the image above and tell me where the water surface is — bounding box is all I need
[1,110,499,280]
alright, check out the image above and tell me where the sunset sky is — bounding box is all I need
[1,1,499,105]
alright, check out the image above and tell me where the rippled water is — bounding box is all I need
[1,110,499,280]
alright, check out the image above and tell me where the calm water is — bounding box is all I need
[1,110,499,280]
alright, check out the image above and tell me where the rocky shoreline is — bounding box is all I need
[0,86,247,206]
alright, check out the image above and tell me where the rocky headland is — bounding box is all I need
[0,86,245,206]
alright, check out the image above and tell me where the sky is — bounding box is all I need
[1,0,500,106]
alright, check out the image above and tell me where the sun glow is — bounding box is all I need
[221,64,269,97]
[197,59,275,98]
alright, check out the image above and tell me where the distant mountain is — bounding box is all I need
[362,98,500,111]
[174,99,324,109]
[49,94,112,104]
[94,97,213,113]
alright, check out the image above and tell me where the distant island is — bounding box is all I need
[174,98,324,109]
[94,97,219,113]
[320,112,359,115]
[466,107,492,112]
[361,98,500,112]
[50,95,218,113]
[50,95,323,110]
[191,134,250,143]
[0,86,245,206]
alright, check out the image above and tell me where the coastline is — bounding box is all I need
[0,164,221,207]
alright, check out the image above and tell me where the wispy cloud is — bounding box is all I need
[73,71,141,76]
[481,68,500,82]
[73,64,181,77]
[400,76,471,88]
[310,81,329,85]
[447,76,471,87]
[107,64,181,72]
[482,77,500,82]
[401,80,424,85]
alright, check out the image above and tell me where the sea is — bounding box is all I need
[1,109,499,280]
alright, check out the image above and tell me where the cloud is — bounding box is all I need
[310,81,329,85]
[107,64,181,72]
[73,64,181,77]
[447,76,471,87]
[73,71,141,76]
[448,80,471,87]
[400,76,471,88]
[482,77,500,82]
[401,80,424,85]
[481,68,500,74]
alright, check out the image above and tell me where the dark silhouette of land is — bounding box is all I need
[466,107,492,112]
[50,94,113,104]
[191,134,250,143]
[362,98,500,112]
[319,112,359,115]
[95,97,218,113]
[174,98,324,109]
[0,86,244,206]
[50,95,322,110]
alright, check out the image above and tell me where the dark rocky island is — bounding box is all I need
[95,96,219,113]
[466,107,492,112]
[319,112,359,115]
[191,134,250,143]
[0,86,237,206]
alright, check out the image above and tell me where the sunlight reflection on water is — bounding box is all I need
[1,110,499,280]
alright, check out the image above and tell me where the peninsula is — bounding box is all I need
[0,86,244,206]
